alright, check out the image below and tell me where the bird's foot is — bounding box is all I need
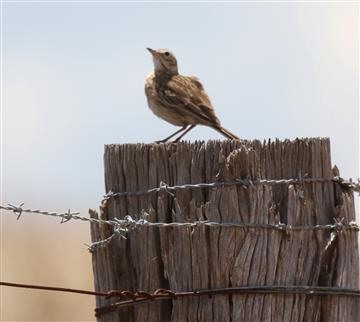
[154,139,169,144]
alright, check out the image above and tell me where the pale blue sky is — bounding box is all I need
[2,2,358,216]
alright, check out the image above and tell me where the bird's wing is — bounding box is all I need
[159,75,220,127]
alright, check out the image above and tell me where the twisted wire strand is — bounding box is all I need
[103,176,360,200]
[1,204,358,252]
[0,204,117,227]
[1,281,359,317]
[94,285,360,316]
[1,175,359,251]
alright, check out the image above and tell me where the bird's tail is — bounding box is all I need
[214,126,239,140]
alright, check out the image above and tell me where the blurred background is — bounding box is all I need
[1,1,358,321]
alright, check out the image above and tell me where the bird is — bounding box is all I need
[144,48,239,143]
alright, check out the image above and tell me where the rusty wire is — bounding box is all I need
[94,285,360,316]
[1,175,359,317]
[1,281,359,317]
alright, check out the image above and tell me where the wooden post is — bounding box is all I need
[90,138,359,322]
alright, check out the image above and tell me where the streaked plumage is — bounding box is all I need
[145,48,239,142]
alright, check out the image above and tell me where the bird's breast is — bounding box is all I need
[144,73,188,126]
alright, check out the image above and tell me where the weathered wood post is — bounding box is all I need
[90,138,359,321]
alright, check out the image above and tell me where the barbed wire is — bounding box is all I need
[103,176,360,200]
[0,203,116,227]
[2,175,359,317]
[87,216,359,251]
[1,281,358,317]
[1,175,359,252]
[1,203,358,252]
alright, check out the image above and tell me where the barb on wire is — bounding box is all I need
[1,204,358,252]
[0,203,118,227]
[334,177,360,194]
[102,215,359,232]
[0,203,126,251]
[0,203,82,224]
[60,209,73,223]
[7,203,25,220]
[87,225,127,252]
[87,215,359,251]
[159,181,175,197]
[103,176,360,201]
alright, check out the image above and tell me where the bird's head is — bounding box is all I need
[147,48,178,75]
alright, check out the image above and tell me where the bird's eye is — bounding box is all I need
[164,52,170,57]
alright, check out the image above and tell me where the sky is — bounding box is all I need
[2,2,359,214]
[0,1,359,321]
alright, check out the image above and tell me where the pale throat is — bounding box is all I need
[153,58,178,76]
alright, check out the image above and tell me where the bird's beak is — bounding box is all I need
[147,47,158,56]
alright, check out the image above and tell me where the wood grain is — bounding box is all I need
[90,138,359,322]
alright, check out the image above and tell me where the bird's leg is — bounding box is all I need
[156,126,187,144]
[173,124,196,143]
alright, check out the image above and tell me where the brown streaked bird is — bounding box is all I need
[144,48,239,143]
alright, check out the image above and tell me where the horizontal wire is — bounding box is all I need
[0,204,117,227]
[111,216,358,231]
[87,216,359,251]
[1,281,358,317]
[1,175,358,251]
[1,204,358,252]
[95,285,360,316]
[2,204,357,232]
[0,281,109,297]
[103,176,360,200]
[2,176,359,316]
